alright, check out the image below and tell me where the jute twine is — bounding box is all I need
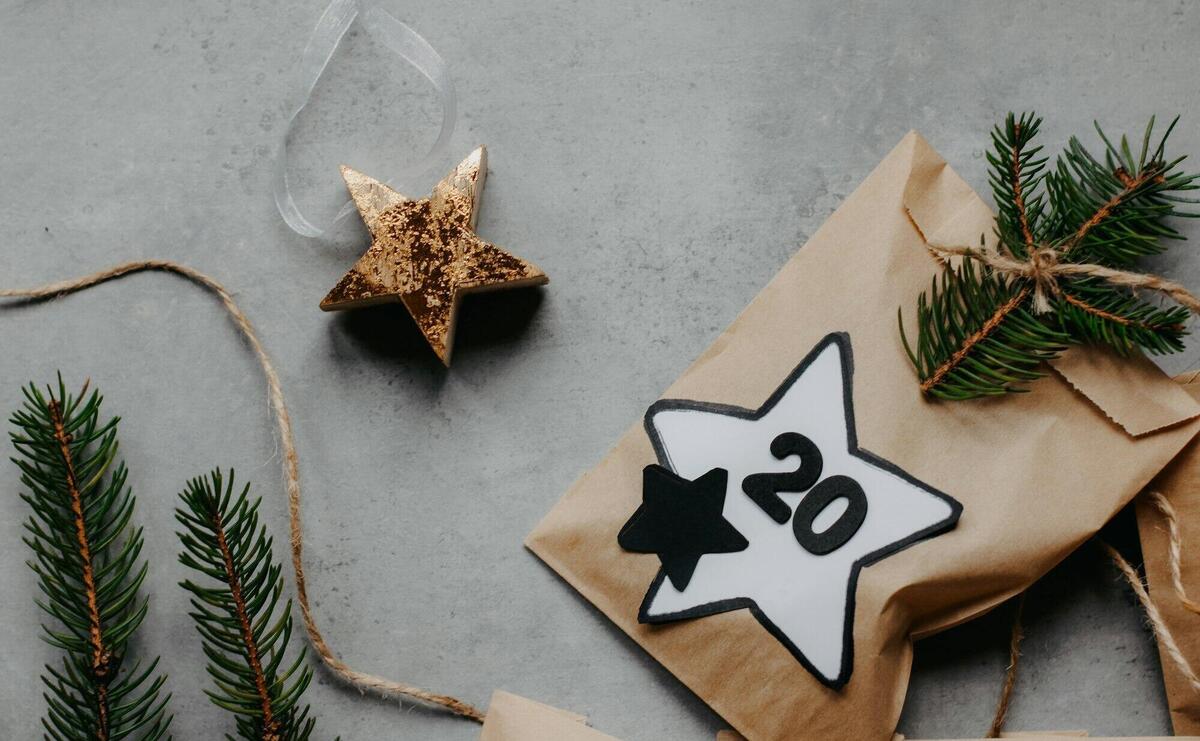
[928,243,1200,316]
[1106,490,1200,699]
[1149,490,1200,615]
[0,261,487,722]
[988,491,1200,737]
[984,593,1025,739]
[1103,537,1200,696]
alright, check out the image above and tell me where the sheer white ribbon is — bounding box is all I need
[274,0,457,238]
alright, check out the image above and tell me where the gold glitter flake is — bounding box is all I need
[320,147,548,365]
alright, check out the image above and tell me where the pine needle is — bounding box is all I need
[9,376,173,740]
[176,469,332,741]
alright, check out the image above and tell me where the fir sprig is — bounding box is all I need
[901,112,1200,399]
[9,378,173,740]
[175,469,329,741]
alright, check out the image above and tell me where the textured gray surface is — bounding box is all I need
[1,1,1199,738]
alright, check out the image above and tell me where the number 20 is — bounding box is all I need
[740,432,867,555]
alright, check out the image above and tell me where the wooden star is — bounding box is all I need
[320,146,548,365]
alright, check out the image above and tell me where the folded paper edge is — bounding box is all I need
[482,690,624,740]
[1051,352,1200,437]
[489,690,587,725]
[899,132,1200,437]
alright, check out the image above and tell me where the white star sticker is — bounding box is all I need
[638,333,960,688]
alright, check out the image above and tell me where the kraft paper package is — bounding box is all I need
[1136,375,1200,736]
[525,131,1200,741]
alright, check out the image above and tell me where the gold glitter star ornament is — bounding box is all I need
[320,146,548,365]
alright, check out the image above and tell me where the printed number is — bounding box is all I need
[792,475,867,555]
[741,433,868,555]
[740,432,823,524]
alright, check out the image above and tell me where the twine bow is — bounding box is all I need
[928,242,1200,317]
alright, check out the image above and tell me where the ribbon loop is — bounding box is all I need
[274,0,457,239]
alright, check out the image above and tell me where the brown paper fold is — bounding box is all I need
[1051,353,1200,437]
[528,131,1200,741]
[1136,376,1200,735]
[479,691,620,741]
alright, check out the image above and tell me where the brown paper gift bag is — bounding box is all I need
[526,131,1200,741]
[1136,375,1200,736]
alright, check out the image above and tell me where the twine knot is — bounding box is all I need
[1021,245,1062,314]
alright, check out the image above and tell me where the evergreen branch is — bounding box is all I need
[899,258,1069,399]
[9,377,173,740]
[988,112,1048,257]
[47,394,109,688]
[919,286,1032,393]
[176,470,329,741]
[215,504,277,733]
[902,113,1200,399]
[1052,116,1199,265]
[1060,161,1158,257]
[1055,277,1189,355]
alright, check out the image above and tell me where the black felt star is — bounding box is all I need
[618,465,749,591]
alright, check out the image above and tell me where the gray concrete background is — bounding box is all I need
[1,1,1198,738]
